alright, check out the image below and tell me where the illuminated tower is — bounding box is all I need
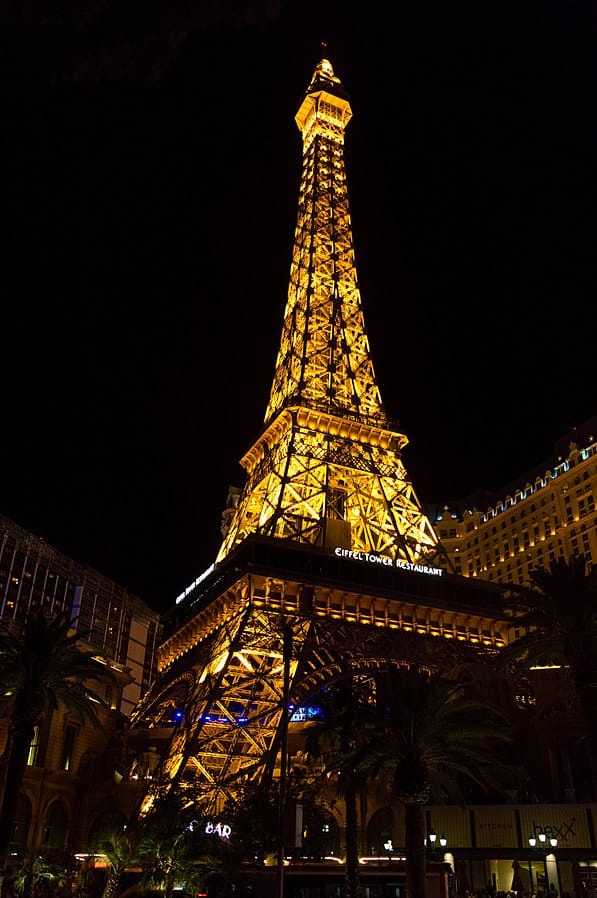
[130,53,506,816]
[217,55,445,568]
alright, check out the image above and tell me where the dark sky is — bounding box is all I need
[1,1,594,612]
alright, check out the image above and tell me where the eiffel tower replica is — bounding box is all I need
[130,51,508,814]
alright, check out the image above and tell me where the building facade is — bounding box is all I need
[0,512,161,864]
[0,512,160,714]
[432,417,597,587]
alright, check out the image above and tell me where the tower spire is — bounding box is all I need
[217,55,447,570]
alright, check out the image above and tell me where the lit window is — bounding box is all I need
[27,727,40,766]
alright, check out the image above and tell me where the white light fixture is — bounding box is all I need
[529,834,558,852]
[425,830,448,851]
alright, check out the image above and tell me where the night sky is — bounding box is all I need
[1,2,593,612]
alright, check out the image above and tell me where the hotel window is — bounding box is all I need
[27,726,40,766]
[60,724,77,772]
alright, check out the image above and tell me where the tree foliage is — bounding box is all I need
[499,555,597,792]
[365,664,514,898]
[304,677,383,898]
[303,664,514,898]
[0,608,116,866]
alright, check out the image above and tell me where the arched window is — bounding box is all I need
[41,800,68,851]
[8,793,32,860]
[299,801,341,859]
[366,806,395,855]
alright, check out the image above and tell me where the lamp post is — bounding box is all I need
[529,833,558,892]
[384,839,394,865]
[425,830,450,898]
[425,831,448,857]
[276,626,293,898]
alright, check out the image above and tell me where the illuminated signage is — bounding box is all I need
[290,705,323,722]
[186,820,231,840]
[205,821,232,840]
[334,547,443,577]
[175,563,216,604]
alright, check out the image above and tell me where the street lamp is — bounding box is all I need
[276,626,293,898]
[425,831,448,856]
[529,834,558,852]
[528,833,558,892]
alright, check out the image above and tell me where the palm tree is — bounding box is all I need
[222,779,280,865]
[0,608,115,866]
[499,555,597,792]
[136,786,219,898]
[362,665,514,898]
[97,826,140,898]
[304,677,378,898]
[222,764,335,866]
[8,848,62,898]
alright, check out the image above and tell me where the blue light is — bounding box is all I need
[291,705,323,722]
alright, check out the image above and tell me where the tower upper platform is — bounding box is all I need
[217,53,447,572]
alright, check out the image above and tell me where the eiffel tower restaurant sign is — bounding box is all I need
[333,547,444,577]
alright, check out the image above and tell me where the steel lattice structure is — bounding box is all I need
[216,57,446,568]
[130,55,507,818]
